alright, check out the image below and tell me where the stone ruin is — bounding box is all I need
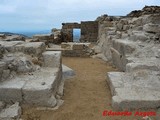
[61,21,98,42]
[0,35,75,119]
[0,20,98,119]
[93,6,160,111]
[0,5,160,119]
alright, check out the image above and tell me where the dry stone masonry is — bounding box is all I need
[94,6,160,110]
[61,21,98,43]
[0,5,159,119]
[61,42,93,57]
[0,34,75,119]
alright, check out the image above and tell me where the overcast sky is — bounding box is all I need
[0,0,159,32]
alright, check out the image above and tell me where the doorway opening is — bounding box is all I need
[73,29,81,42]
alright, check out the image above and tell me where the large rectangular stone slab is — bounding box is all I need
[112,87,160,111]
[110,47,128,71]
[107,71,160,110]
[42,51,62,68]
[22,68,62,107]
[112,39,136,56]
[126,61,160,72]
[0,79,25,103]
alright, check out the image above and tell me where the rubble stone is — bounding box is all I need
[143,23,160,33]
[0,102,21,119]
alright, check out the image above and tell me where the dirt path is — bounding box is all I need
[22,57,148,120]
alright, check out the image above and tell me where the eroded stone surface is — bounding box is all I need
[42,51,62,68]
[107,71,160,110]
[95,6,160,110]
[22,68,61,107]
[0,47,63,107]
[0,102,21,120]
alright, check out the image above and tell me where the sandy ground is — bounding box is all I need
[21,57,157,120]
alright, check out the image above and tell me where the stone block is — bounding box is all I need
[72,44,84,50]
[22,68,61,107]
[42,51,62,68]
[33,34,51,40]
[142,14,160,25]
[143,23,160,33]
[129,31,149,42]
[131,17,143,26]
[112,39,136,55]
[1,41,24,52]
[107,71,160,110]
[61,43,72,50]
[110,47,128,71]
[24,42,46,56]
[0,79,25,102]
[126,62,160,72]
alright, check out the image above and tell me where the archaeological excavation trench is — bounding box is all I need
[0,5,160,120]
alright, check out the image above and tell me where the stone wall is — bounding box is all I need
[127,5,160,17]
[62,23,81,29]
[61,42,92,57]
[93,6,160,111]
[32,34,56,45]
[61,23,81,42]
[61,21,98,43]
[80,21,98,42]
[61,29,73,42]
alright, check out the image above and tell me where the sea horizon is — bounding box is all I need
[0,29,81,41]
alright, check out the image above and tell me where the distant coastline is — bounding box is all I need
[19,30,51,37]
[0,30,51,38]
[0,32,30,38]
[0,29,81,41]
